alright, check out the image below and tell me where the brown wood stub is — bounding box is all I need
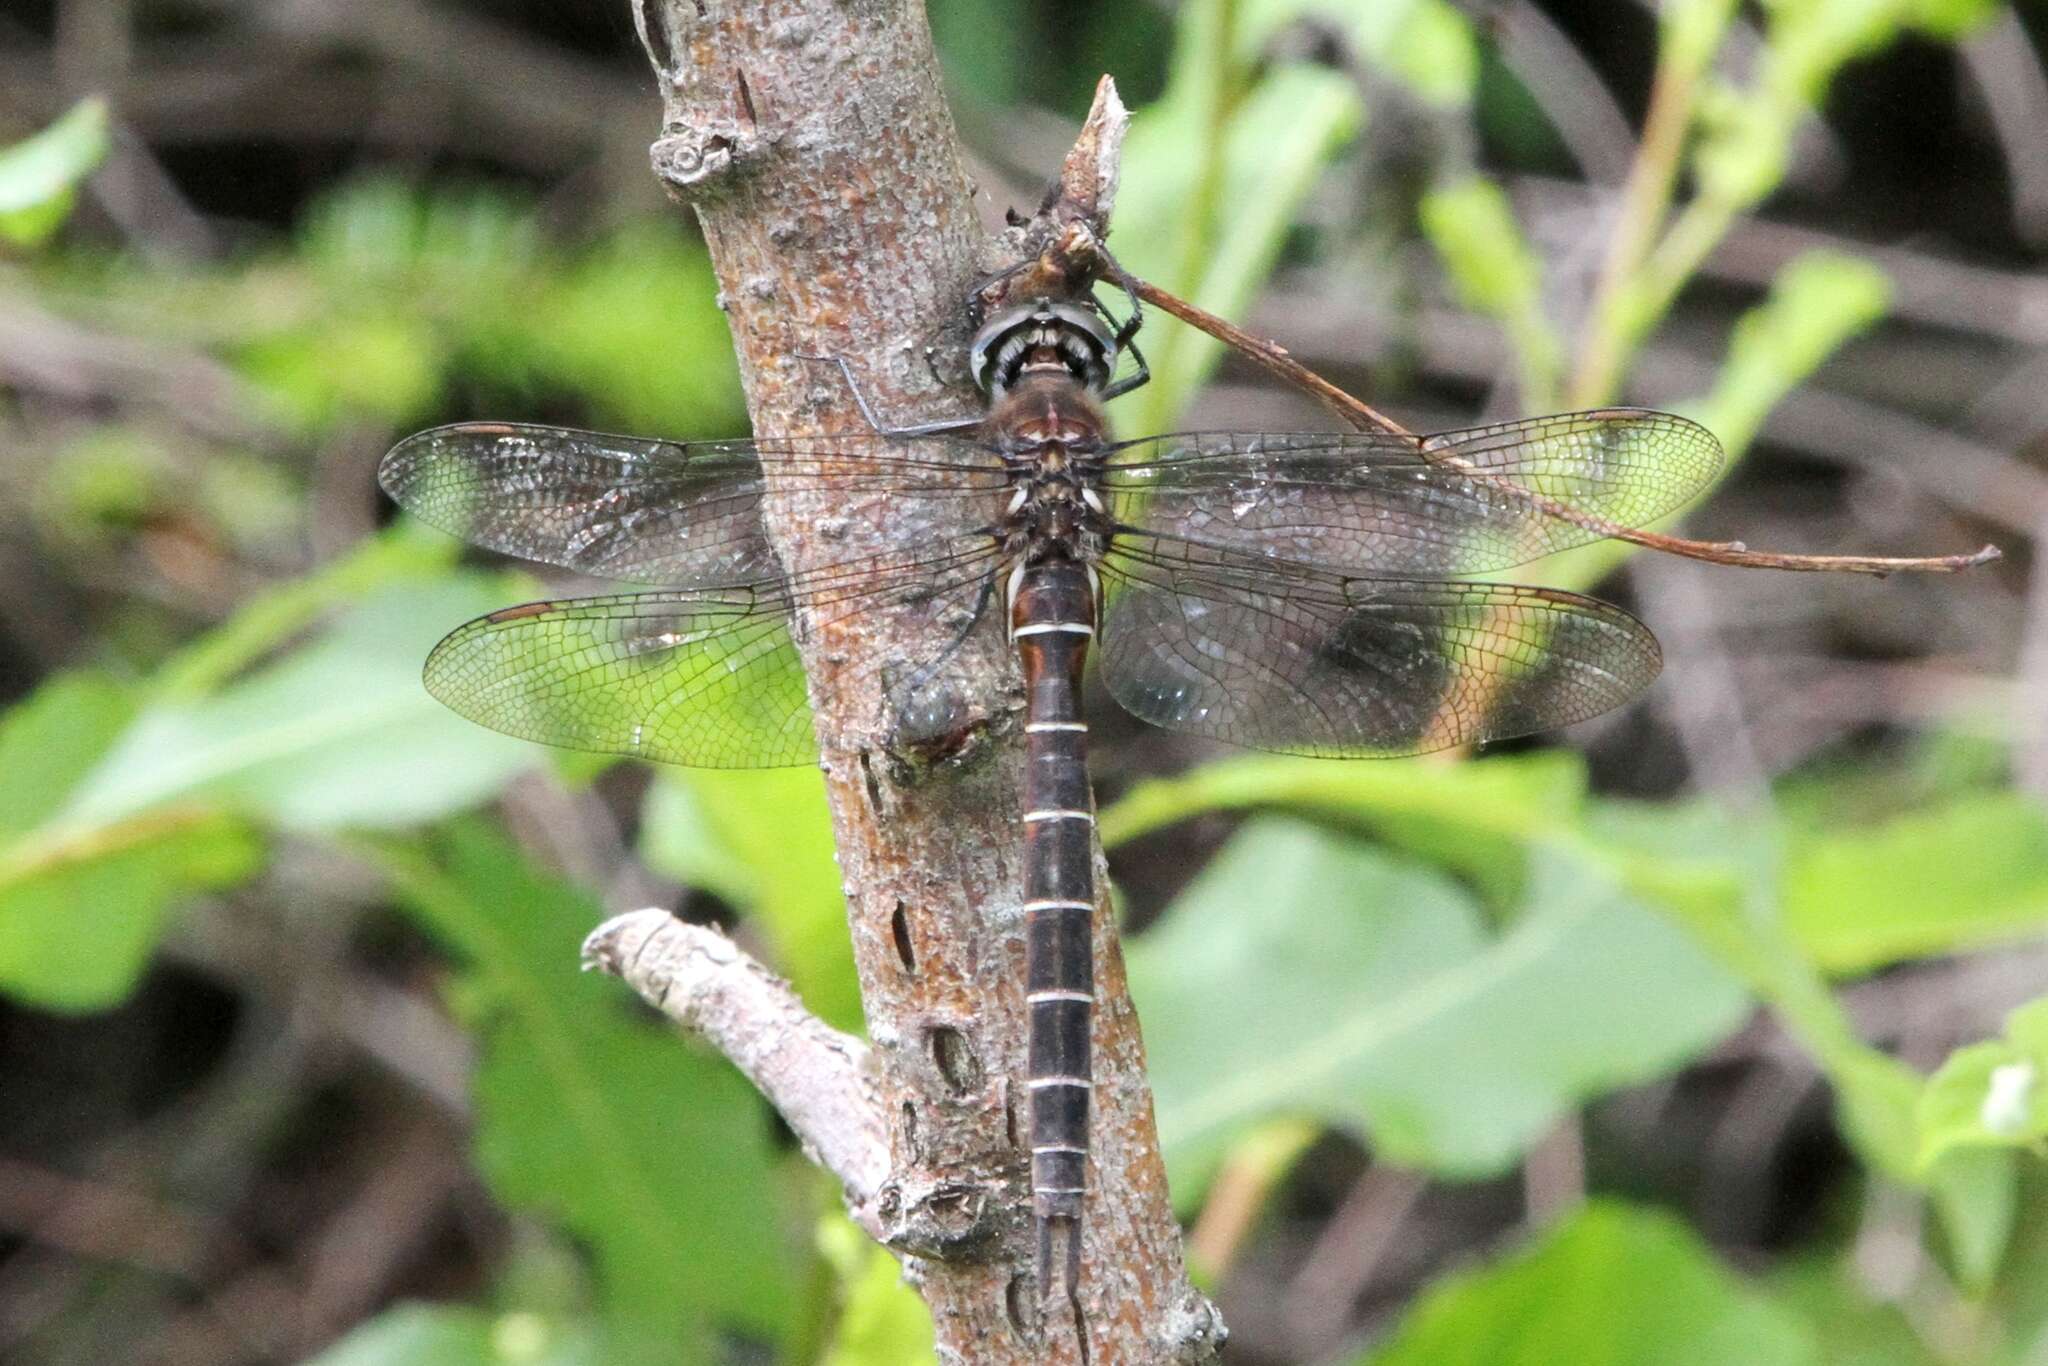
[636,6,1213,1360]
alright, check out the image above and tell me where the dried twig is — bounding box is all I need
[583,913,890,1227]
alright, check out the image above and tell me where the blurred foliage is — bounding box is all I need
[0,98,107,248]
[1362,1201,1822,1366]
[1,0,2044,1362]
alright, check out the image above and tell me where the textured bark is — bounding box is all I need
[582,913,890,1227]
[629,3,1218,1359]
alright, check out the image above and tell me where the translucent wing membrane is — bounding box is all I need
[426,587,817,767]
[1098,534,1660,757]
[421,540,1005,768]
[1104,409,1722,577]
[380,423,1007,587]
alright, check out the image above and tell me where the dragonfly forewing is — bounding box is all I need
[380,422,1009,588]
[1104,409,1723,578]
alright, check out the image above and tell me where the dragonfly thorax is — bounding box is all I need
[988,372,1115,567]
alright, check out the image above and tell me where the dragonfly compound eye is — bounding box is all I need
[970,300,1118,397]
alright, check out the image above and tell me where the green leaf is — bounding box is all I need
[1542,250,1887,594]
[1365,1200,1821,1366]
[1925,1147,2017,1293]
[816,1216,937,1366]
[1420,178,1543,319]
[0,809,261,1012]
[522,226,744,438]
[377,827,794,1353]
[1116,64,1361,431]
[0,98,109,247]
[0,673,136,840]
[1130,819,1747,1193]
[1764,1258,1936,1366]
[1419,176,1563,409]
[1905,0,1998,39]
[1102,753,1957,1199]
[1918,997,2048,1167]
[1784,794,2048,975]
[237,310,444,432]
[0,672,263,1011]
[60,577,540,834]
[1236,0,1478,106]
[305,1303,601,1365]
[640,769,859,1033]
[1694,251,1890,456]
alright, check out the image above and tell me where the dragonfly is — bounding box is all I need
[378,294,1723,1297]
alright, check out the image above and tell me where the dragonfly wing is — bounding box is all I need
[1106,409,1722,577]
[424,587,820,768]
[422,540,1007,768]
[1097,537,1660,757]
[380,423,1005,587]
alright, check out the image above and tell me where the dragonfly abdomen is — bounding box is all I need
[1011,556,1098,1297]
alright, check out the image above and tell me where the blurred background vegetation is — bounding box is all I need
[2,0,2047,1362]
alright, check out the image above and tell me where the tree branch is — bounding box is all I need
[582,912,890,1229]
[627,5,1217,1359]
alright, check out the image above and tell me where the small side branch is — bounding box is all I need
[583,911,890,1229]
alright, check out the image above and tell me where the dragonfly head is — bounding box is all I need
[969,300,1118,399]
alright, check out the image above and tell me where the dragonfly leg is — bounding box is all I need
[966,257,1035,328]
[1098,331,1151,402]
[1088,240,1147,351]
[896,569,1002,699]
[793,354,981,438]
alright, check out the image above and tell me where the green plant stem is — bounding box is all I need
[1570,3,1732,407]
[1144,0,1242,435]
[1628,193,1743,346]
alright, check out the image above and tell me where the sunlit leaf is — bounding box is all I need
[1236,0,1478,106]
[1420,176,1563,409]
[1694,251,1890,456]
[1905,0,1999,39]
[1364,1201,1820,1365]
[1131,819,1748,1194]
[378,826,795,1353]
[1420,178,1543,319]
[0,810,260,1012]
[522,226,745,438]
[639,768,858,1032]
[0,97,109,246]
[0,671,263,1011]
[1784,794,2048,975]
[305,1303,601,1366]
[0,673,135,840]
[1919,998,2048,1167]
[816,1216,936,1366]
[61,577,541,834]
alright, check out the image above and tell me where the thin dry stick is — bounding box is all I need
[1102,262,2000,576]
[598,9,1217,1361]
